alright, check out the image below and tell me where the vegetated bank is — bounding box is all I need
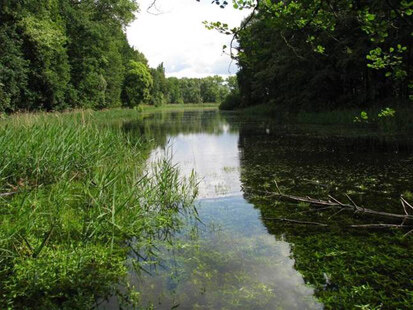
[0,109,198,309]
[218,0,412,133]
[227,103,413,136]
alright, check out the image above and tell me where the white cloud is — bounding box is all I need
[126,0,251,78]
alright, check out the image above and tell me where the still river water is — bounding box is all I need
[106,110,413,309]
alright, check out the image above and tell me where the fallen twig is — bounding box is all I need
[263,217,412,229]
[401,196,413,210]
[348,224,412,229]
[403,229,413,238]
[267,192,413,221]
[262,217,328,226]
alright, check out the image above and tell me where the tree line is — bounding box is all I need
[147,63,233,106]
[216,0,412,112]
[0,0,232,113]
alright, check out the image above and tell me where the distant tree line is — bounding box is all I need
[215,0,412,111]
[155,67,231,105]
[0,0,231,112]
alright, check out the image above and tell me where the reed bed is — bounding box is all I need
[0,111,197,309]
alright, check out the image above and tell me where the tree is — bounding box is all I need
[166,77,183,104]
[122,61,153,107]
[200,76,228,103]
[180,78,203,103]
[150,63,168,105]
[209,0,412,110]
[0,0,142,111]
[0,23,29,112]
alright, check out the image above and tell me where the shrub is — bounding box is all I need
[219,92,241,110]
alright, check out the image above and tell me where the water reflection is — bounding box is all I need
[150,131,241,199]
[115,110,412,309]
[122,111,322,309]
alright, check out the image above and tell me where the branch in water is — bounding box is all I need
[266,186,413,221]
[263,217,412,230]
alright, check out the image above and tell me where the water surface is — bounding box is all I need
[118,110,413,309]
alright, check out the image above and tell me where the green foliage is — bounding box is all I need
[179,78,203,103]
[150,63,168,106]
[215,0,412,112]
[200,75,229,103]
[160,76,233,105]
[20,14,71,109]
[0,0,234,112]
[220,92,241,110]
[122,61,153,107]
[150,92,167,107]
[166,77,183,103]
[0,111,197,308]
[353,107,398,131]
[0,23,30,112]
[378,107,396,118]
[354,111,369,123]
[0,0,142,111]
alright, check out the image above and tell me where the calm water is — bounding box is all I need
[107,110,413,309]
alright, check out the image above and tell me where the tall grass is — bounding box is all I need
[0,112,197,309]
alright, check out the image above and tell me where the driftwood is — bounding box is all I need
[263,217,329,227]
[267,181,413,221]
[263,217,412,230]
[262,181,413,234]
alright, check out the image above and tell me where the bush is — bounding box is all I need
[219,92,241,111]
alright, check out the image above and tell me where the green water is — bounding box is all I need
[113,110,413,309]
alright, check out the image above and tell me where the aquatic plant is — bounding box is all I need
[0,112,197,308]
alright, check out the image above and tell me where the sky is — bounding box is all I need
[126,0,251,78]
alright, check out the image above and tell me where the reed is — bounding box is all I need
[0,111,197,309]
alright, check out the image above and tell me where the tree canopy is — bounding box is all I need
[0,0,146,111]
[209,0,412,111]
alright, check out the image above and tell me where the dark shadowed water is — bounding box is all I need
[105,110,413,309]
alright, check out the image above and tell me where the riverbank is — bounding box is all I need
[233,104,413,135]
[141,103,219,112]
[0,110,197,309]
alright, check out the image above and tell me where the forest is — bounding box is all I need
[2,0,410,114]
[0,0,231,112]
[218,0,412,113]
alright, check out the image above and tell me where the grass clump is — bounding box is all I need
[0,112,197,309]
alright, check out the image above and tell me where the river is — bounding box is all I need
[108,110,413,309]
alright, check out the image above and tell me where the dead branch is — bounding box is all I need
[268,192,413,221]
[348,224,412,229]
[401,196,413,210]
[262,217,328,226]
[404,229,413,238]
[147,0,163,15]
[263,217,412,230]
